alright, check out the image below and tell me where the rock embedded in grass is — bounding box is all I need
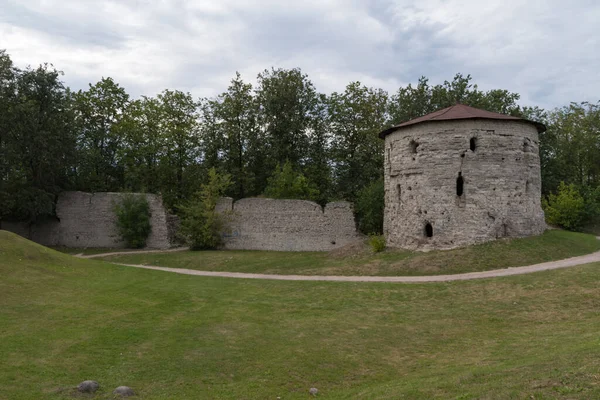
[77,380,99,393]
[113,386,135,396]
[309,387,318,396]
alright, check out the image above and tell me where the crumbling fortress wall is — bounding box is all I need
[216,197,362,251]
[3,193,362,251]
[3,191,171,249]
[383,116,547,250]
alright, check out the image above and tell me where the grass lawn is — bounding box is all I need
[52,247,151,256]
[99,230,600,276]
[2,229,600,399]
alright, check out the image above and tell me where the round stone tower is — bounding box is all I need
[380,104,547,250]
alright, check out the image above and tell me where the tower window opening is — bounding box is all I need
[396,184,401,201]
[470,137,477,152]
[456,172,464,196]
[425,223,433,238]
[410,140,419,154]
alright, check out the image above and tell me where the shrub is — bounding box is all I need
[263,160,320,201]
[114,194,152,248]
[368,234,386,253]
[581,185,600,224]
[355,178,384,235]
[179,168,232,250]
[542,182,586,231]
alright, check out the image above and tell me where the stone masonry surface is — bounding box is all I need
[3,193,362,251]
[384,119,546,250]
[216,197,362,251]
[3,191,171,249]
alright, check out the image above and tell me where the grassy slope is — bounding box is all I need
[100,230,600,276]
[2,230,600,399]
[51,247,151,255]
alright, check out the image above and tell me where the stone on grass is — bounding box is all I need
[113,386,135,396]
[77,380,99,393]
[309,387,318,396]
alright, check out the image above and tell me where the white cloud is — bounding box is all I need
[1,0,599,108]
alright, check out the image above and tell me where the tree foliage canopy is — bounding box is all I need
[263,160,320,202]
[1,49,598,234]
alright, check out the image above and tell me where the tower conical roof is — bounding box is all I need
[379,104,546,139]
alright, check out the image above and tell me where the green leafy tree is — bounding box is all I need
[263,160,320,201]
[73,77,129,192]
[328,82,388,200]
[255,68,319,188]
[118,96,166,193]
[304,93,333,204]
[543,182,586,230]
[179,168,232,250]
[157,89,201,209]
[540,102,600,195]
[388,74,522,125]
[1,61,76,227]
[114,194,152,248]
[354,178,385,234]
[581,185,600,226]
[201,73,260,199]
[0,50,17,226]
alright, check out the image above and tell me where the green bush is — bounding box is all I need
[542,182,586,231]
[355,178,384,235]
[114,194,152,248]
[179,168,232,250]
[368,234,386,253]
[263,160,320,201]
[581,185,600,224]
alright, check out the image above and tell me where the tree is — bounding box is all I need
[263,160,320,201]
[304,93,333,204]
[255,68,319,184]
[73,77,130,192]
[0,50,17,225]
[388,74,522,125]
[1,61,76,226]
[540,102,600,195]
[113,194,152,248]
[157,89,202,209]
[179,168,232,250]
[355,178,385,234]
[202,72,260,199]
[543,182,586,230]
[118,96,166,194]
[328,82,388,200]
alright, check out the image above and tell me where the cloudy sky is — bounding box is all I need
[2,0,599,109]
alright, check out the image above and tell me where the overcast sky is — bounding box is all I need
[2,0,599,109]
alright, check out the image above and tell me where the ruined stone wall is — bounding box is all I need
[3,191,171,249]
[217,197,362,251]
[384,119,546,250]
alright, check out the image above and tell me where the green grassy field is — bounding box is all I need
[2,229,600,399]
[51,246,152,255]
[98,230,600,276]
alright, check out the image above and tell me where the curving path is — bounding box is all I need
[80,239,600,283]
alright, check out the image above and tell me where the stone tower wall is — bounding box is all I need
[384,119,546,250]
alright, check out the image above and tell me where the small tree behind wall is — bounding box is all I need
[114,194,152,248]
[179,168,232,250]
[263,160,320,201]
